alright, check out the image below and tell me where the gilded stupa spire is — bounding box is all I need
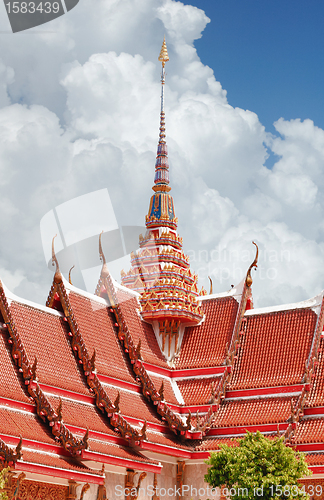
[153,37,171,191]
[158,36,169,67]
[121,39,204,363]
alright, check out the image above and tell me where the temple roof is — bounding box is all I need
[0,39,324,485]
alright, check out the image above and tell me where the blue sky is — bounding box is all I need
[180,0,324,134]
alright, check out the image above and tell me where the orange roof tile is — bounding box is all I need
[211,397,296,428]
[0,408,53,444]
[291,418,324,444]
[148,374,179,405]
[177,377,222,406]
[19,449,102,475]
[194,437,239,451]
[68,292,136,384]
[45,396,117,437]
[305,337,324,408]
[229,309,316,390]
[116,292,168,368]
[87,438,158,464]
[194,434,280,451]
[144,430,194,450]
[9,302,89,396]
[305,453,324,466]
[175,297,239,370]
[48,385,163,429]
[0,330,30,404]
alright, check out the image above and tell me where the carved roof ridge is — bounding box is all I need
[100,272,193,436]
[190,272,257,436]
[49,276,147,446]
[0,280,88,458]
[0,435,22,465]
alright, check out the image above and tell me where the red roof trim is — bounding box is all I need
[121,416,170,434]
[0,434,70,457]
[15,461,104,484]
[81,450,162,473]
[294,444,324,452]
[0,396,35,414]
[66,426,128,447]
[309,466,324,473]
[304,407,324,416]
[144,363,226,379]
[139,440,192,459]
[190,451,211,459]
[168,403,219,414]
[206,423,289,436]
[225,385,304,399]
[39,384,96,405]
[97,374,141,393]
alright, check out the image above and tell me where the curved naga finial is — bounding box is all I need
[52,235,63,284]
[52,234,59,271]
[68,265,75,285]
[245,241,258,288]
[79,483,90,500]
[99,230,110,279]
[208,276,213,295]
[99,230,106,265]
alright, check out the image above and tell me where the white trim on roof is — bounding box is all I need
[200,278,245,304]
[245,291,324,317]
[112,277,140,298]
[2,281,63,317]
[63,276,109,306]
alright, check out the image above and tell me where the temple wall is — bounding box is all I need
[183,463,220,500]
[152,462,178,500]
[299,478,324,500]
[6,468,322,500]
[104,471,127,499]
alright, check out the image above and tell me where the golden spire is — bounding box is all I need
[158,36,169,67]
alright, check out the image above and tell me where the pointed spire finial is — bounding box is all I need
[158,36,169,67]
[151,37,171,191]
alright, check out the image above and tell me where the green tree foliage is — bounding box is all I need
[0,467,9,500]
[205,432,311,500]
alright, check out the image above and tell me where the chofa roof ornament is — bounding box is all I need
[99,230,109,278]
[52,235,63,284]
[245,241,258,288]
[68,265,75,285]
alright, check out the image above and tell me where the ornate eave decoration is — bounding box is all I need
[0,273,88,458]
